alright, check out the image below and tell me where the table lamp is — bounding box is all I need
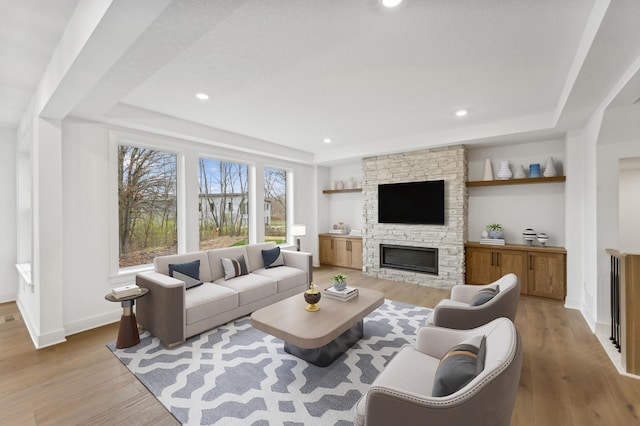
[291,224,306,251]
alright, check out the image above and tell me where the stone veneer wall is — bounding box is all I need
[362,145,467,288]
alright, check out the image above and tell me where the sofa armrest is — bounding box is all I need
[281,250,313,285]
[136,271,186,347]
[431,302,501,330]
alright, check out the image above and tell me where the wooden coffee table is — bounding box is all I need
[251,287,384,367]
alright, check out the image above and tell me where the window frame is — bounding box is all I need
[196,155,252,250]
[109,132,184,277]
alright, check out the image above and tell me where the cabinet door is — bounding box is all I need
[319,236,335,265]
[495,250,528,294]
[349,238,363,269]
[528,252,566,300]
[335,238,350,267]
[465,247,496,284]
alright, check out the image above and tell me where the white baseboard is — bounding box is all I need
[564,296,581,310]
[595,325,640,380]
[16,297,66,349]
[64,309,121,337]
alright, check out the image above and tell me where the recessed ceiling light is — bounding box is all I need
[455,109,468,117]
[323,138,332,144]
[381,0,403,8]
[196,93,209,100]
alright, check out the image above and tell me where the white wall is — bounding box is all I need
[323,162,364,233]
[467,139,566,246]
[618,161,640,252]
[0,128,17,302]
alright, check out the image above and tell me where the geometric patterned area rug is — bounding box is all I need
[108,299,431,425]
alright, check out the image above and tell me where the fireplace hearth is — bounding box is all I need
[380,244,438,275]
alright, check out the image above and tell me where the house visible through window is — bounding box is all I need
[264,167,287,244]
[198,158,249,250]
[118,145,177,268]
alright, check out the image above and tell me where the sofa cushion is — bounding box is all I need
[252,266,307,293]
[470,285,500,306]
[215,273,278,306]
[221,255,249,280]
[432,335,486,397]
[262,246,284,268]
[184,283,239,325]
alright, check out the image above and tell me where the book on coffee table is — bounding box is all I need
[323,286,359,301]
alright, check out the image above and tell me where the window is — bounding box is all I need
[118,145,177,268]
[198,158,249,249]
[264,167,287,244]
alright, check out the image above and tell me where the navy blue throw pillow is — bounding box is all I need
[262,246,284,268]
[168,260,202,289]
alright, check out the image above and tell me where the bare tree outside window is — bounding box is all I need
[264,167,287,244]
[118,145,177,267]
[199,158,249,249]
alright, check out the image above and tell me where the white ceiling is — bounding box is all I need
[3,0,640,164]
[0,0,81,129]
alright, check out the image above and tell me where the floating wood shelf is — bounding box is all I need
[466,176,565,187]
[322,188,363,194]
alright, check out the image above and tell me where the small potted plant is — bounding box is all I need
[331,273,348,291]
[486,223,504,239]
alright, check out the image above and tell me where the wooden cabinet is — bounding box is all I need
[466,247,528,293]
[319,234,363,270]
[527,251,566,299]
[465,242,566,300]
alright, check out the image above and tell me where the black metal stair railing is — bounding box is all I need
[610,254,621,352]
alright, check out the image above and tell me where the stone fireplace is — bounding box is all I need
[362,145,467,288]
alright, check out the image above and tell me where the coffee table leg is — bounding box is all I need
[116,300,141,349]
[284,320,364,367]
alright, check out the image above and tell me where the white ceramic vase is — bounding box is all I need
[496,161,512,180]
[514,164,526,179]
[482,158,494,181]
[543,157,557,177]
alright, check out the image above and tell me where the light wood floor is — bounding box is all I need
[1,266,639,425]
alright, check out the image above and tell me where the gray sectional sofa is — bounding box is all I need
[135,242,312,347]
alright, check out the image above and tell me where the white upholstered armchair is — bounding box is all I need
[426,273,520,330]
[354,317,522,426]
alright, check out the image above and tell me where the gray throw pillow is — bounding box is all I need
[262,246,284,268]
[432,335,486,397]
[168,260,201,289]
[470,285,500,306]
[221,255,249,280]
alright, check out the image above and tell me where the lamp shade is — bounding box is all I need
[291,224,306,237]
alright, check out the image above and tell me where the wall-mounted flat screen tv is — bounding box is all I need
[378,180,445,225]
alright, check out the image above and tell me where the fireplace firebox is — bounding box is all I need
[380,244,438,275]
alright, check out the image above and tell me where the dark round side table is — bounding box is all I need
[105,287,149,349]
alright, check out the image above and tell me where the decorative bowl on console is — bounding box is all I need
[523,228,537,245]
